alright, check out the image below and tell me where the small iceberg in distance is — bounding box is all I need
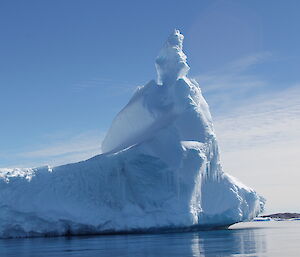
[0,30,265,238]
[253,217,272,222]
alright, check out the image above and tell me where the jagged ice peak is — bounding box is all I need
[155,29,190,85]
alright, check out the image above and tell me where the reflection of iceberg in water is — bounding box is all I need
[191,226,267,257]
[0,225,267,256]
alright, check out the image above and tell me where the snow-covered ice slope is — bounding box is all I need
[0,30,264,238]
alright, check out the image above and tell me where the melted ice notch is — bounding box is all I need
[155,29,190,85]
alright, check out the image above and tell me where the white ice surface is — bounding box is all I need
[0,30,264,238]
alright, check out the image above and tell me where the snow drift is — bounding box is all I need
[0,30,264,238]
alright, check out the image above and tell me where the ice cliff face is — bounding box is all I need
[0,30,264,238]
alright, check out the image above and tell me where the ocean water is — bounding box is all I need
[0,221,299,256]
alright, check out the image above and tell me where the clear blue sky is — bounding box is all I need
[1,0,300,212]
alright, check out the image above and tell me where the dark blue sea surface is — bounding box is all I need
[0,221,299,256]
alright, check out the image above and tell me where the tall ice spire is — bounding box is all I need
[155,29,190,85]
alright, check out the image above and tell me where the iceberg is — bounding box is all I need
[0,30,264,238]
